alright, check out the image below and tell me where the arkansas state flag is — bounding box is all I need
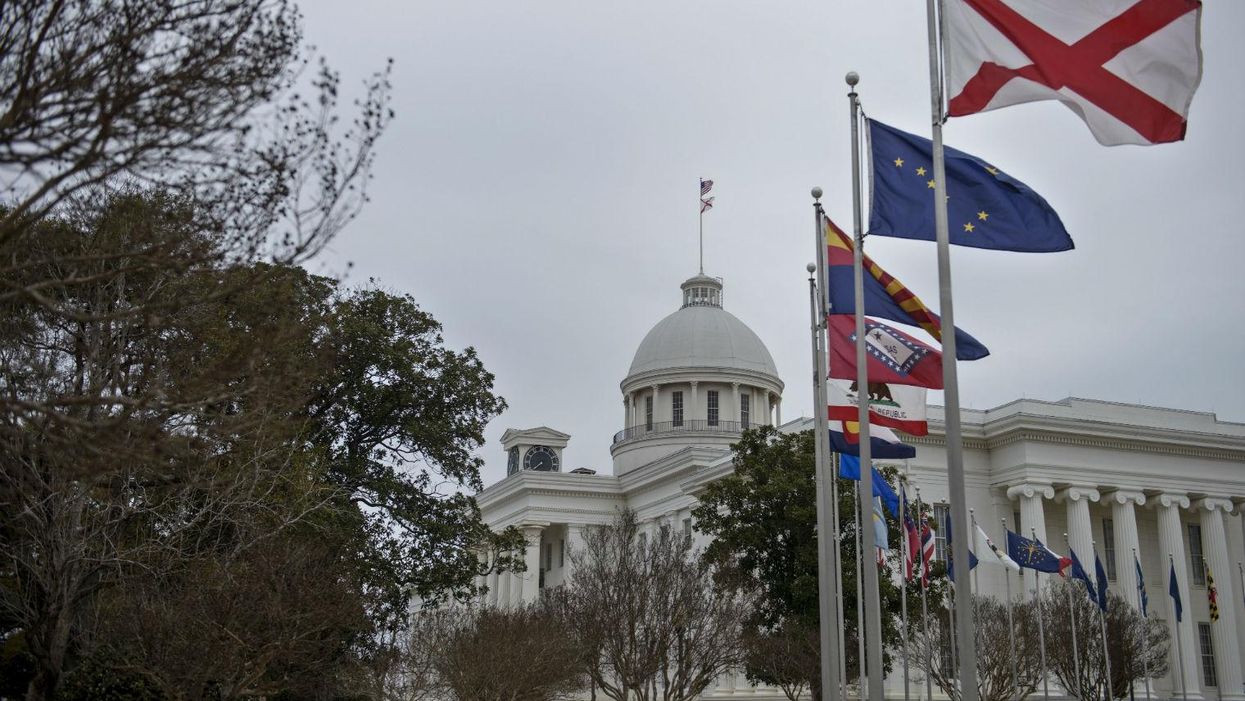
[827,314,943,389]
[944,0,1203,146]
[826,378,928,437]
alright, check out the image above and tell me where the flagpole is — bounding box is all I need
[920,3,977,696]
[834,453,848,700]
[809,193,842,701]
[698,181,704,274]
[917,487,933,701]
[902,477,911,701]
[1032,528,1049,701]
[1064,534,1082,691]
[1137,549,1151,701]
[1094,541,1114,701]
[1171,554,1188,701]
[1002,519,1018,696]
[969,509,981,657]
[855,483,866,698]
[846,70,884,701]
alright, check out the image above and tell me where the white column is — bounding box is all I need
[486,565,500,606]
[1155,492,1202,699]
[1007,481,1054,545]
[1058,485,1100,566]
[731,382,740,425]
[1109,488,1146,608]
[497,555,513,608]
[622,396,629,430]
[1197,497,1244,700]
[651,384,660,427]
[564,524,585,586]
[775,396,781,426]
[690,381,699,424]
[520,526,543,603]
[628,391,636,428]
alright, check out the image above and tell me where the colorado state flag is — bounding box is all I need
[868,119,1073,253]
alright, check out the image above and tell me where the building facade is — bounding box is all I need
[475,273,1245,700]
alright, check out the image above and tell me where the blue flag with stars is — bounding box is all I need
[868,119,1074,253]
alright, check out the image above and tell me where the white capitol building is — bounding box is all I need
[475,271,1245,700]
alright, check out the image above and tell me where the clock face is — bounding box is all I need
[506,447,519,475]
[523,445,559,472]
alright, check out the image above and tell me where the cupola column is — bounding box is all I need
[651,384,661,426]
[622,396,630,430]
[690,381,699,424]
[731,382,740,426]
[775,396,782,425]
[628,391,636,428]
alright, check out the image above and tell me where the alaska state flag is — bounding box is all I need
[868,119,1073,253]
[824,216,989,360]
[826,315,943,389]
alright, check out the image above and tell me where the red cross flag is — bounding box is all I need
[944,0,1203,146]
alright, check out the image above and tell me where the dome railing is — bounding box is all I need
[612,419,745,445]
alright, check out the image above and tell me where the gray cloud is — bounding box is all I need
[299,0,1245,485]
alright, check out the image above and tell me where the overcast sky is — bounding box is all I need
[298,1,1245,486]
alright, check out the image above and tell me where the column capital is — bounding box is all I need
[731,381,740,390]
[1153,491,1191,510]
[518,523,549,538]
[1107,488,1147,506]
[689,380,698,388]
[1006,481,1055,500]
[1056,485,1100,504]
[1194,497,1234,514]
[651,383,660,391]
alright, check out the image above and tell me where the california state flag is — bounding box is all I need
[826,379,928,437]
[944,0,1203,146]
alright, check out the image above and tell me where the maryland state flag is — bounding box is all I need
[823,216,989,360]
[1208,563,1219,622]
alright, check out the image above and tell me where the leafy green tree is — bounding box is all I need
[693,426,940,696]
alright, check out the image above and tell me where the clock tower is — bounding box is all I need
[500,427,571,476]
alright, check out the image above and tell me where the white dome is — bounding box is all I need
[627,303,779,379]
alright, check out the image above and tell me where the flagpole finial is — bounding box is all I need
[806,262,816,275]
[811,186,823,201]
[845,71,860,87]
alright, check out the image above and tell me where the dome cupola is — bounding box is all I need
[612,274,784,474]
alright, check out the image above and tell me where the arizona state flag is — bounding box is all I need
[826,314,943,389]
[824,216,989,360]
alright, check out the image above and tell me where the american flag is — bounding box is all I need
[920,513,935,588]
[700,178,714,196]
[700,196,714,214]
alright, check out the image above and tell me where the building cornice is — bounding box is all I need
[622,366,784,395]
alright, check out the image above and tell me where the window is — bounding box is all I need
[1199,622,1217,687]
[645,396,653,431]
[672,391,684,427]
[933,504,950,562]
[543,543,552,571]
[1189,524,1206,586]
[1102,518,1117,581]
[740,393,751,428]
[707,390,719,426]
[683,517,693,536]
[1013,510,1022,532]
[559,539,565,568]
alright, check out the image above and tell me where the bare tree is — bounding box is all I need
[0,0,390,264]
[1042,580,1169,700]
[554,510,754,701]
[741,621,819,701]
[393,603,585,701]
[906,593,1045,701]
